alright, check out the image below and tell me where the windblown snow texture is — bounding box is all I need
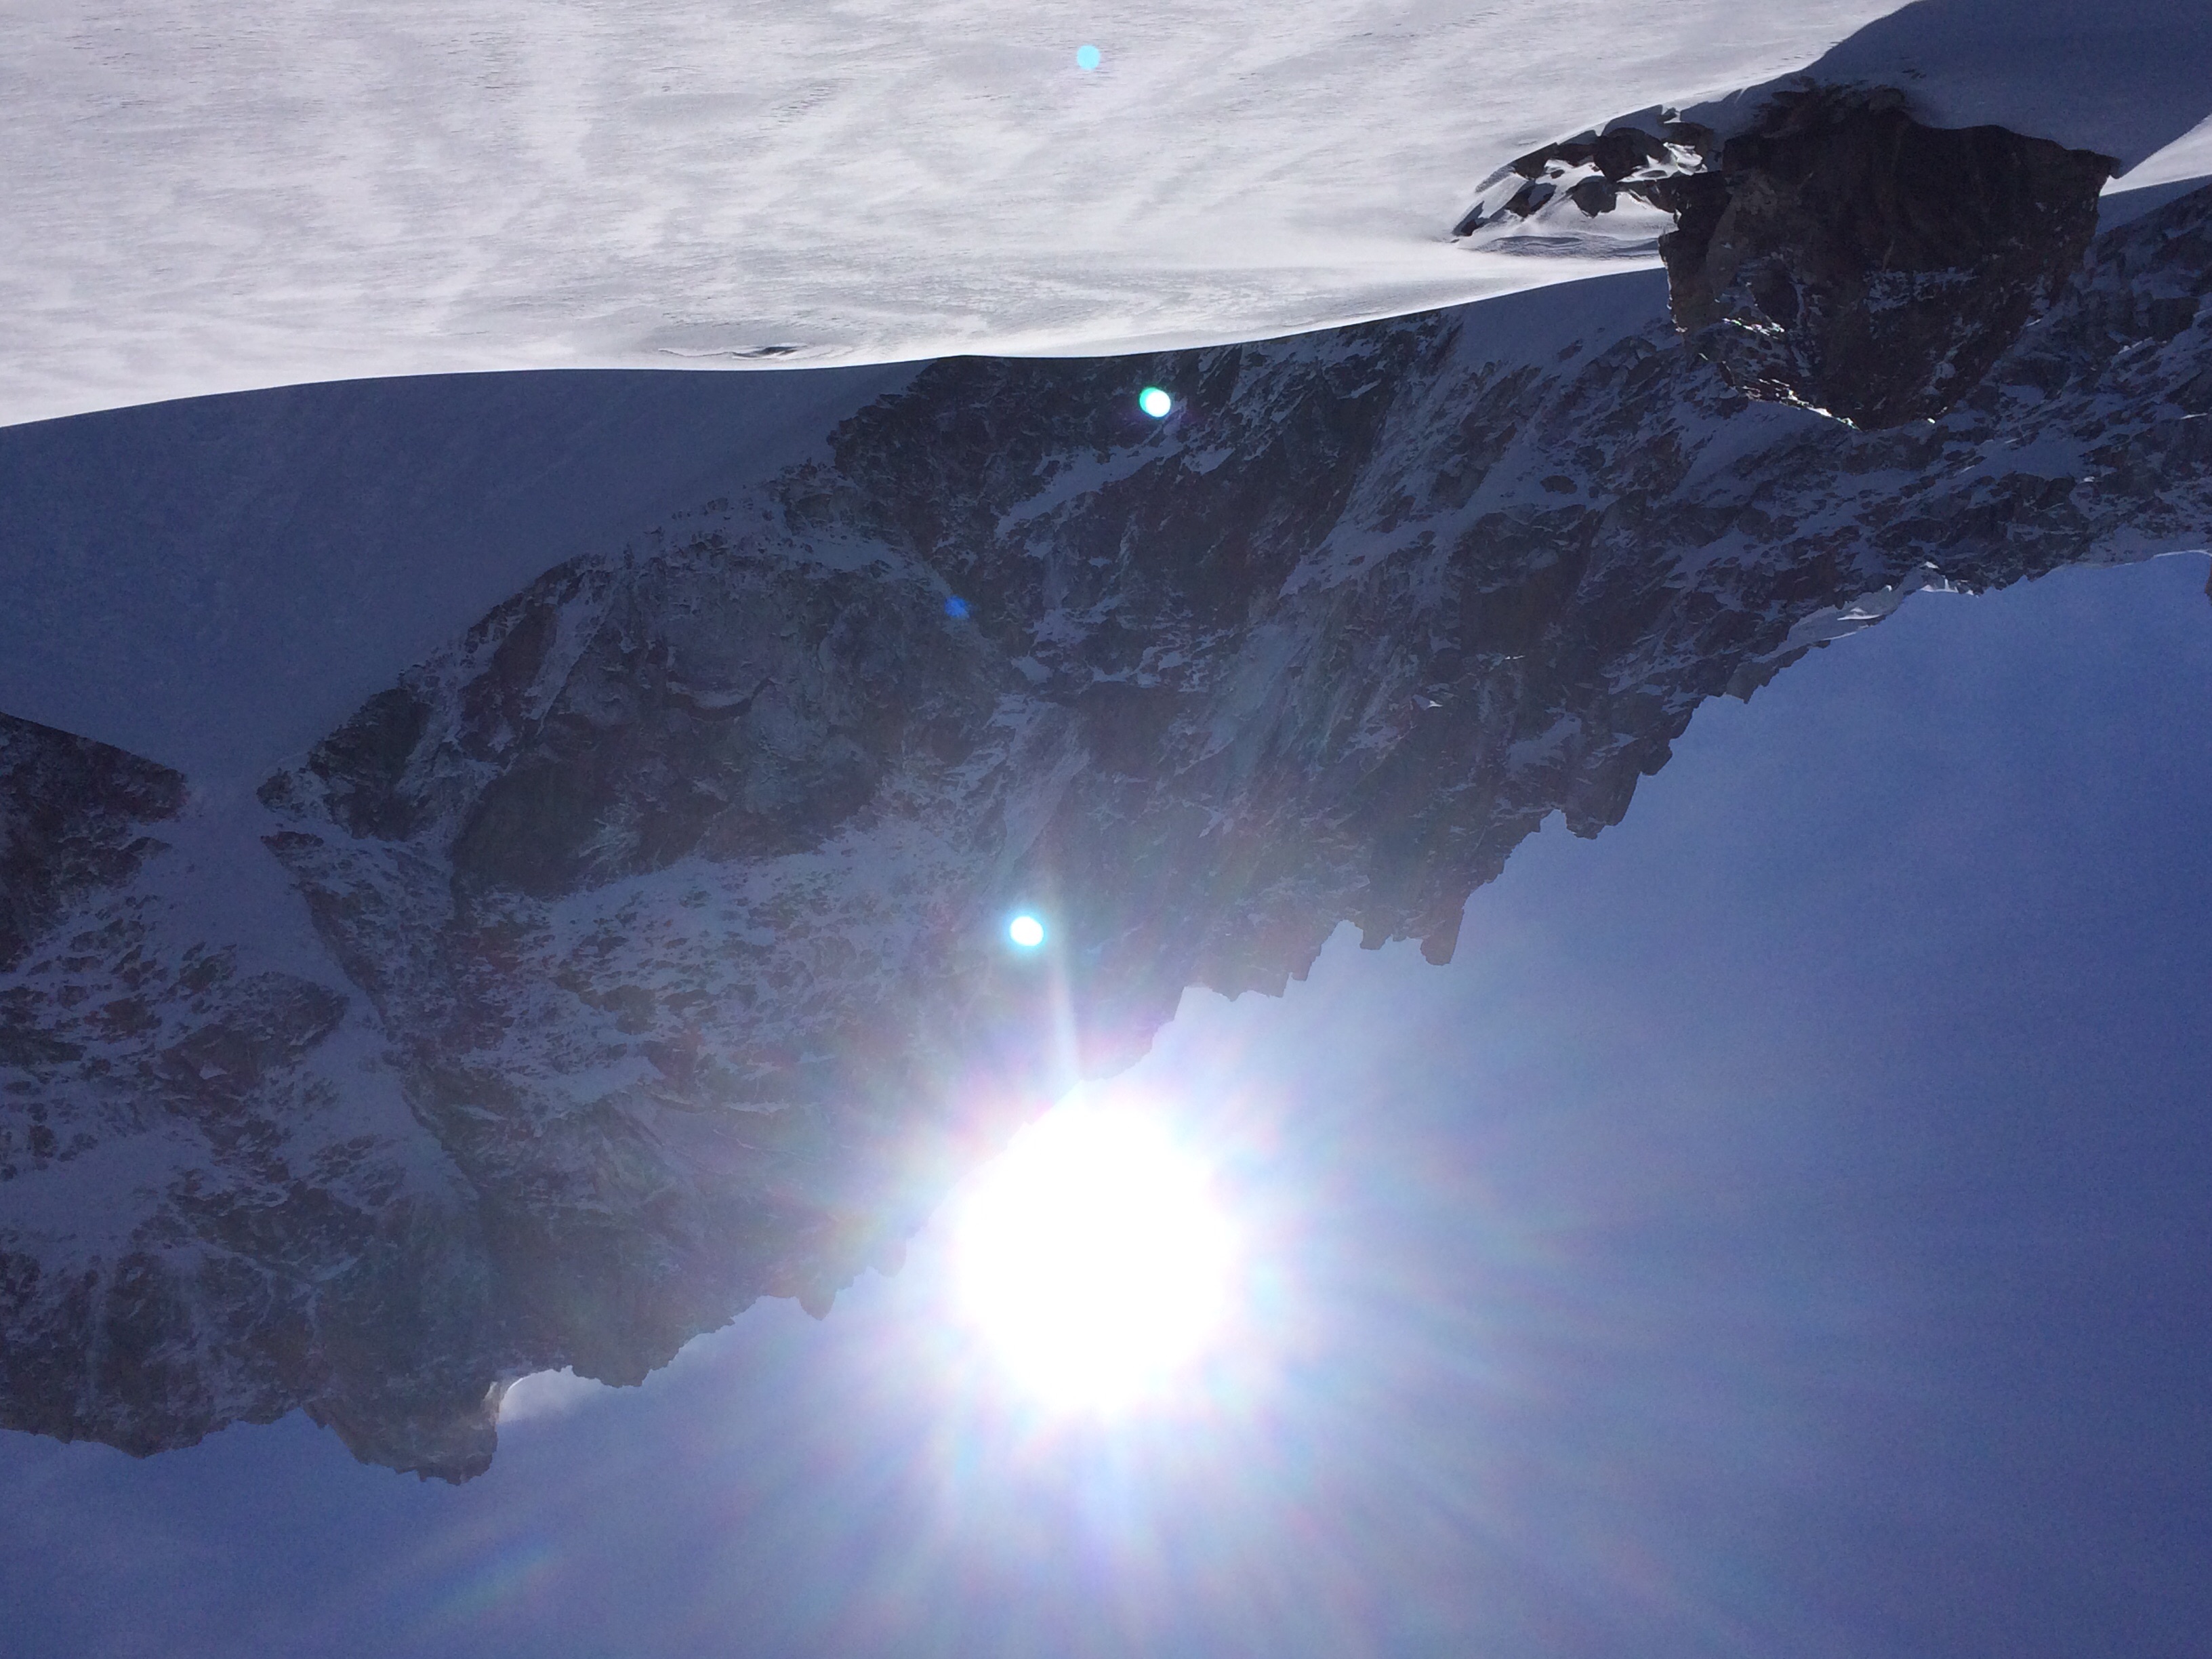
[4,184,2209,1479]
[9,1,2211,428]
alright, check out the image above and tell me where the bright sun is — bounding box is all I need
[954,1104,1233,1412]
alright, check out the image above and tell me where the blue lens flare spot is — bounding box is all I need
[945,596,970,619]
[1076,44,1102,71]
[1008,914,1046,949]
[1139,386,1173,418]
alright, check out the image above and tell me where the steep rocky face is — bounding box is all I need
[5,184,2209,1479]
[1459,89,2116,428]
[5,716,501,1477]
[1656,89,2114,427]
[0,718,499,1475]
[0,717,185,975]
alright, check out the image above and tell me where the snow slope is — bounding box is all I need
[9,0,2206,428]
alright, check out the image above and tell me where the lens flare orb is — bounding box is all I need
[1075,43,1102,72]
[954,1105,1233,1411]
[1138,386,1173,418]
[1007,914,1046,949]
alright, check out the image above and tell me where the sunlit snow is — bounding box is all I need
[1,0,2117,426]
[0,5,2205,433]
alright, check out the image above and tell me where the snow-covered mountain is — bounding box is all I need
[4,173,2208,1479]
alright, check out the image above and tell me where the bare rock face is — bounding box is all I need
[3,184,2209,1478]
[1,715,499,1479]
[1656,89,2115,428]
[0,717,185,975]
[1461,88,2116,428]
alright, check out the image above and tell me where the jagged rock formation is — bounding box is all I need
[1654,89,2115,427]
[1,719,186,975]
[1463,121,1708,228]
[1458,89,2116,428]
[0,718,503,1474]
[5,183,2209,1479]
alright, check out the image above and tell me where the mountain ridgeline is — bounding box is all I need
[4,174,2209,1479]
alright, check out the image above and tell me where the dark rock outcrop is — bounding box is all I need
[1654,88,2115,428]
[0,716,184,973]
[4,183,2209,1478]
[1462,121,1708,230]
[1460,88,2116,428]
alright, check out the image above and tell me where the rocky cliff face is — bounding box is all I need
[5,182,2209,1479]
[1459,87,2117,428]
[1,720,186,975]
[0,719,499,1473]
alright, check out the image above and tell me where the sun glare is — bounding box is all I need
[954,1104,1233,1412]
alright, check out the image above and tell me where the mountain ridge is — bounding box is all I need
[4,182,2208,1478]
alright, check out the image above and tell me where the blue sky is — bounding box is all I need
[3,552,2208,1658]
